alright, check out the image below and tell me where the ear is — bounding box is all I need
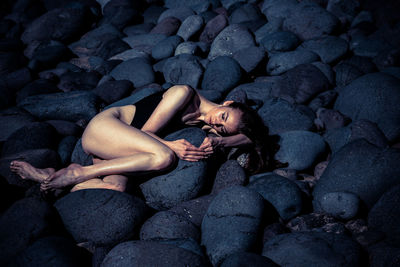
[222,100,234,106]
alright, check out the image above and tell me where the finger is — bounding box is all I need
[199,142,211,150]
[185,146,205,152]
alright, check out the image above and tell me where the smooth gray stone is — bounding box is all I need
[140,211,200,241]
[140,128,207,210]
[232,45,266,73]
[177,15,204,41]
[225,80,276,103]
[248,173,303,220]
[320,191,360,220]
[334,73,400,141]
[208,24,256,61]
[57,135,78,166]
[260,31,299,53]
[174,41,200,56]
[123,23,155,35]
[0,108,36,142]
[299,36,348,63]
[312,62,335,84]
[212,160,247,194]
[201,56,241,94]
[18,91,99,122]
[157,7,195,23]
[229,3,264,25]
[93,80,133,104]
[221,252,279,267]
[261,0,298,21]
[308,90,338,112]
[201,186,264,266]
[123,33,167,54]
[55,189,147,246]
[152,35,183,60]
[101,240,207,267]
[254,19,284,44]
[110,49,150,61]
[282,2,340,40]
[169,195,215,227]
[258,98,315,135]
[110,57,155,88]
[262,232,362,267]
[324,119,389,154]
[162,54,203,88]
[275,130,326,171]
[313,139,400,210]
[267,50,319,75]
[158,238,204,257]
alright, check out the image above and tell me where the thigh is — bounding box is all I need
[82,108,170,160]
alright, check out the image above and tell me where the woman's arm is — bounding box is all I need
[199,134,252,155]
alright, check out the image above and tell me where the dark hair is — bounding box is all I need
[228,102,281,174]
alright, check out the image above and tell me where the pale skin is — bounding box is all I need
[10,85,251,192]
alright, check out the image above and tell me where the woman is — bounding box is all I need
[10,85,272,193]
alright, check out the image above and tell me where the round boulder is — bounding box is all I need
[110,58,155,88]
[313,139,400,210]
[201,56,241,94]
[221,252,279,267]
[162,54,203,88]
[152,35,183,60]
[199,14,228,44]
[267,50,320,75]
[54,189,148,246]
[334,72,400,141]
[260,31,299,53]
[320,191,360,220]
[211,160,247,194]
[177,15,204,41]
[208,24,255,61]
[248,173,303,220]
[201,186,264,266]
[299,35,348,64]
[274,130,326,171]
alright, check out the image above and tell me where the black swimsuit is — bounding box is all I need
[130,91,186,137]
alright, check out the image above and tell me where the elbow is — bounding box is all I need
[174,84,193,97]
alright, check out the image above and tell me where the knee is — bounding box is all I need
[152,148,176,170]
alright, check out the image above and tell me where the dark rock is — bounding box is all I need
[368,241,400,267]
[324,119,389,153]
[54,189,147,246]
[142,5,165,24]
[140,128,207,210]
[232,45,266,73]
[313,139,400,210]
[351,36,391,58]
[0,52,26,75]
[261,0,298,22]
[158,238,204,257]
[162,54,203,88]
[70,138,92,167]
[320,191,360,220]
[0,68,32,109]
[373,48,400,70]
[221,252,279,267]
[299,35,348,64]
[211,160,247,194]
[263,222,289,244]
[150,17,181,36]
[283,2,340,40]
[201,56,241,94]
[286,212,337,232]
[225,80,276,103]
[275,130,326,171]
[110,58,155,88]
[258,98,315,135]
[262,232,362,266]
[2,122,59,157]
[93,80,132,104]
[0,197,54,265]
[101,240,207,266]
[334,73,400,141]
[0,149,60,187]
[201,186,264,266]
[16,79,60,104]
[21,7,90,44]
[177,15,204,41]
[158,7,195,23]
[368,184,400,243]
[123,33,167,54]
[312,61,335,84]
[208,24,255,60]
[174,41,201,56]
[267,50,320,75]
[341,55,377,74]
[334,62,364,87]
[10,236,91,267]
[326,0,360,27]
[18,91,99,122]
[27,40,72,71]
[260,31,299,53]
[140,211,200,241]
[273,64,330,104]
[248,173,303,220]
[0,108,36,142]
[58,71,101,92]
[101,0,142,30]
[57,136,78,166]
[123,23,154,35]
[45,120,82,136]
[229,3,264,24]
[164,0,217,13]
[152,35,183,60]
[199,14,228,44]
[169,194,215,227]
[308,90,337,112]
[314,108,348,131]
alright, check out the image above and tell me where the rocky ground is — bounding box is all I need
[0,0,400,266]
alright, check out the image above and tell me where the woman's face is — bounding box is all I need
[205,104,242,135]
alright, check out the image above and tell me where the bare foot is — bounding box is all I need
[40,164,84,191]
[10,161,55,183]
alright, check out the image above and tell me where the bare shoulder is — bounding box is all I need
[163,85,194,98]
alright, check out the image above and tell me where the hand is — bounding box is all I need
[166,139,207,162]
[199,136,221,157]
